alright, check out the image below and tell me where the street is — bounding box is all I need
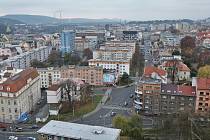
[76,85,154,128]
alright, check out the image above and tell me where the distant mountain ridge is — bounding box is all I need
[1,14,121,25]
[0,17,24,25]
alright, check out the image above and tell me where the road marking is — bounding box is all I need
[102,105,131,111]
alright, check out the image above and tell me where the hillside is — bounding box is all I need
[0,17,24,25]
[2,15,59,25]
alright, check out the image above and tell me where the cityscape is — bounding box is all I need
[1,0,210,140]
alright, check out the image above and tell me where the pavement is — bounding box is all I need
[75,85,154,128]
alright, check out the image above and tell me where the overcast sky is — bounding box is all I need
[0,0,209,20]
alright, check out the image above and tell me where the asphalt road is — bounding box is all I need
[76,85,154,128]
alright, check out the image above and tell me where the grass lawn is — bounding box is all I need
[47,95,103,122]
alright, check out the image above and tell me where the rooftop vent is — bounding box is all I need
[92,129,104,135]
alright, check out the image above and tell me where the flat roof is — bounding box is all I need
[37,120,121,140]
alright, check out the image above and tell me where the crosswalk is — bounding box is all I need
[102,105,131,111]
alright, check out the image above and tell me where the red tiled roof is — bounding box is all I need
[177,63,191,72]
[197,78,210,90]
[162,60,190,72]
[178,85,196,96]
[144,66,166,76]
[0,68,39,93]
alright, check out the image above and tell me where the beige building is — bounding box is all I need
[37,67,61,88]
[61,65,103,86]
[0,68,41,123]
[193,78,210,115]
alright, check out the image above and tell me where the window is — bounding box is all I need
[162,95,167,99]
[198,108,202,111]
[8,100,10,105]
[199,97,203,101]
[1,99,3,104]
[15,108,18,113]
[206,93,209,96]
[1,107,4,112]
[9,115,12,120]
[199,102,203,106]
[14,100,17,105]
[205,103,208,106]
[9,108,11,113]
[171,96,175,100]
[200,92,204,96]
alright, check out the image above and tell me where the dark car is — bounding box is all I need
[0,123,7,128]
[30,125,39,129]
[130,94,134,98]
[110,112,117,117]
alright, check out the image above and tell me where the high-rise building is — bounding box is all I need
[60,30,75,54]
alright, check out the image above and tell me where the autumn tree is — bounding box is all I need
[180,36,196,57]
[64,53,81,65]
[83,48,93,60]
[197,65,210,78]
[131,41,145,76]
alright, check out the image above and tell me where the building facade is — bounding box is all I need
[60,30,75,54]
[0,68,41,123]
[37,67,61,88]
[60,65,103,86]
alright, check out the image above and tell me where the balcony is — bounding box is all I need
[134,99,143,105]
[135,90,143,95]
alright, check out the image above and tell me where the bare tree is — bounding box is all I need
[61,79,77,107]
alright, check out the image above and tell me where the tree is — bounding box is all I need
[180,36,196,57]
[80,84,92,104]
[172,50,181,56]
[112,115,143,139]
[198,65,210,78]
[30,59,47,68]
[48,50,63,67]
[83,48,93,60]
[64,53,81,65]
[131,41,145,76]
[118,72,132,86]
[61,79,77,107]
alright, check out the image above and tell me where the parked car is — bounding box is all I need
[8,136,18,140]
[130,94,134,98]
[36,101,41,105]
[27,137,36,140]
[124,101,128,106]
[30,125,39,129]
[16,127,23,132]
[110,112,116,117]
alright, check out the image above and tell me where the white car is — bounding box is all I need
[27,137,36,140]
[8,136,18,140]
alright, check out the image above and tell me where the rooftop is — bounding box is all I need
[37,120,121,140]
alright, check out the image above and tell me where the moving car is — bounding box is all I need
[8,136,18,140]
[110,112,116,117]
[27,137,36,140]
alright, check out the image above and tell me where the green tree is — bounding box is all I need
[112,115,129,136]
[64,53,81,65]
[30,59,47,68]
[48,50,63,67]
[197,65,210,78]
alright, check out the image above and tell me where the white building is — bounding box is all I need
[0,68,41,123]
[37,67,61,88]
[89,59,130,75]
[46,85,62,115]
[0,46,52,69]
[37,120,121,140]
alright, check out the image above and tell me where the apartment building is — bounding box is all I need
[193,78,210,115]
[134,79,161,115]
[37,67,61,88]
[60,65,103,86]
[134,78,196,115]
[93,49,132,60]
[89,59,130,76]
[160,84,196,114]
[0,46,52,69]
[0,68,41,123]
